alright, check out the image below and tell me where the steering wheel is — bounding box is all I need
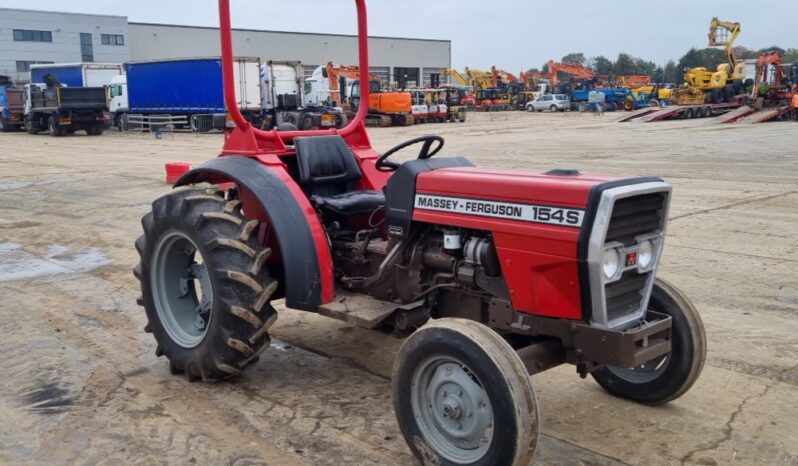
[375,135,445,172]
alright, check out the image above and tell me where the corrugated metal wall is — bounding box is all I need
[129,24,450,70]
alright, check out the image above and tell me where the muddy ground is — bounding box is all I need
[0,111,796,465]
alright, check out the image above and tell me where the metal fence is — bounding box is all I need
[119,114,189,133]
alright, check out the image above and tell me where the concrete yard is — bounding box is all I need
[0,112,796,465]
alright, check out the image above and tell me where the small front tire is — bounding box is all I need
[592,278,706,405]
[393,318,539,466]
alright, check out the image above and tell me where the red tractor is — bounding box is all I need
[135,1,706,464]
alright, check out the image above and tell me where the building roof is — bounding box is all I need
[128,21,451,44]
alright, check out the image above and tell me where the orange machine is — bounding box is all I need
[545,60,594,88]
[324,62,414,126]
[617,75,652,88]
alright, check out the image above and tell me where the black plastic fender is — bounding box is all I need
[175,156,322,311]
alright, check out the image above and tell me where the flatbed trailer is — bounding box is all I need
[619,95,749,123]
[25,85,109,136]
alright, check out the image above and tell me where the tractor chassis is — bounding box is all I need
[316,290,673,378]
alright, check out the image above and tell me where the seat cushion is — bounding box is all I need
[312,190,386,215]
[295,135,362,187]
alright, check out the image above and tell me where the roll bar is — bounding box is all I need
[218,0,369,147]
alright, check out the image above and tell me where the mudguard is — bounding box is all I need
[175,156,332,311]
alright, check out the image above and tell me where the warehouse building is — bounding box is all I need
[0,7,451,86]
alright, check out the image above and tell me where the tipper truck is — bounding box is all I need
[23,75,109,136]
[0,76,24,132]
[108,57,262,130]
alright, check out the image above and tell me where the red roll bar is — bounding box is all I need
[217,0,370,153]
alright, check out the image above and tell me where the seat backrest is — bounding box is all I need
[294,136,362,193]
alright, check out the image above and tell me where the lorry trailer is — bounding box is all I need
[108,57,262,130]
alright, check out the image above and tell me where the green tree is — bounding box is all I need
[662,60,679,83]
[613,53,636,76]
[561,53,586,67]
[591,55,614,75]
[784,48,798,63]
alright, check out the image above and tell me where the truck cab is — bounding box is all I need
[107,74,129,127]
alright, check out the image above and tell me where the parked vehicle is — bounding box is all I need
[410,89,448,123]
[136,2,706,465]
[305,63,414,127]
[260,60,345,130]
[23,77,108,136]
[526,94,570,112]
[108,58,262,130]
[0,76,24,132]
[30,63,123,88]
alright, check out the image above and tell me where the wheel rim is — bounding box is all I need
[608,354,670,384]
[410,355,494,463]
[151,231,214,348]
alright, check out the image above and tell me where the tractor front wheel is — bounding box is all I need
[393,319,539,466]
[592,279,706,405]
[135,188,278,381]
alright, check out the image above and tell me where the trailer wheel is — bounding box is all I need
[592,279,706,405]
[136,188,278,381]
[24,117,38,135]
[86,125,104,136]
[393,318,539,466]
[47,116,64,137]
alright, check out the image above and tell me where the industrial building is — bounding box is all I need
[0,7,451,86]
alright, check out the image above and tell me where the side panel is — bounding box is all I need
[412,168,616,320]
[31,66,83,87]
[175,156,333,310]
[84,68,123,87]
[126,59,226,114]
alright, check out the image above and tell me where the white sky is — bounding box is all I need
[1,0,795,71]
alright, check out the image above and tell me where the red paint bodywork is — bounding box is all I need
[414,168,622,319]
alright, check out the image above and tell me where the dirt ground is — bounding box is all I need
[0,111,796,465]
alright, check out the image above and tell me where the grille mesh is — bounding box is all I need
[605,272,650,323]
[606,193,665,246]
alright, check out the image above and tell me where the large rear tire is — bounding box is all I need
[393,318,539,466]
[135,188,278,381]
[592,279,706,405]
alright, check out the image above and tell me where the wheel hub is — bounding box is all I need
[412,358,494,462]
[151,232,214,349]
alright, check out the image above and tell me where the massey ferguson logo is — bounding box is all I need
[414,194,584,227]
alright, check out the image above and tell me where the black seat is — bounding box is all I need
[294,135,385,215]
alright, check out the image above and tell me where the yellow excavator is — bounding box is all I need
[677,18,747,104]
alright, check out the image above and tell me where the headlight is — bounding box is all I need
[638,240,654,269]
[602,247,621,280]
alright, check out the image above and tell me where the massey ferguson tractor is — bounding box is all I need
[135,1,706,464]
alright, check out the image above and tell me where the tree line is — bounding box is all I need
[532,47,798,84]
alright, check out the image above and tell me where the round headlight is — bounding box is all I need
[638,240,654,269]
[602,248,621,280]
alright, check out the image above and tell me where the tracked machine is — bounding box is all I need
[135,1,707,464]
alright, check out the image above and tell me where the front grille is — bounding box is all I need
[605,272,650,323]
[606,193,666,246]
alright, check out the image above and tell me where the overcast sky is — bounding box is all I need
[2,0,796,70]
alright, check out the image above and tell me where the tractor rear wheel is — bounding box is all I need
[393,318,539,466]
[592,279,706,405]
[135,188,278,381]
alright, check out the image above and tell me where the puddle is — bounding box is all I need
[0,242,110,282]
[0,177,76,192]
